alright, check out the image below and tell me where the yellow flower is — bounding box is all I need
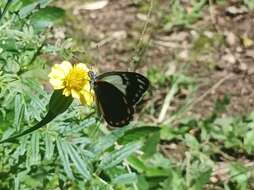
[48,61,94,106]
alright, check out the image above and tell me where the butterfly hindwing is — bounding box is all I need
[94,80,134,127]
[96,72,149,105]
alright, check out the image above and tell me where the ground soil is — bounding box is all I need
[55,0,254,121]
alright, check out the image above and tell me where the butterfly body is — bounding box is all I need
[89,71,149,127]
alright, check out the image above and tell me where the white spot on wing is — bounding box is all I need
[102,75,127,94]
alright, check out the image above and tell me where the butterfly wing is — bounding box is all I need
[96,72,149,105]
[94,80,134,127]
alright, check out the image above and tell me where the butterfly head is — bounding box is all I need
[88,71,96,80]
[88,70,97,88]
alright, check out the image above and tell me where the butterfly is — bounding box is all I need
[88,71,149,127]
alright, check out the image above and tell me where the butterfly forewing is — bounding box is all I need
[94,80,134,127]
[96,72,149,105]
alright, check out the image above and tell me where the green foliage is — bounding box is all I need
[163,0,207,31]
[244,0,254,9]
[30,6,65,31]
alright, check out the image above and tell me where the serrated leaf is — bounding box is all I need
[56,139,73,178]
[45,132,54,160]
[112,173,137,185]
[137,176,149,190]
[65,142,91,179]
[184,134,200,150]
[243,129,254,153]
[160,173,185,190]
[99,141,143,170]
[0,91,69,144]
[22,175,42,188]
[91,175,114,190]
[145,167,170,177]
[2,90,17,108]
[27,92,45,112]
[118,126,160,144]
[90,126,131,155]
[0,39,19,52]
[190,169,212,190]
[29,132,40,165]
[70,137,91,145]
[19,1,39,18]
[65,118,96,134]
[12,137,27,159]
[142,131,160,158]
[13,94,24,131]
[23,79,48,98]
[244,0,254,9]
[230,163,248,184]
[128,155,146,173]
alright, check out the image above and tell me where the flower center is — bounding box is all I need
[64,66,88,91]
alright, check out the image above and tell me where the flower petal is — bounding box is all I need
[48,68,66,80]
[71,89,80,99]
[76,63,89,72]
[83,83,91,92]
[61,61,72,75]
[80,89,94,106]
[63,88,71,96]
[48,61,94,106]
[84,92,94,106]
[49,79,64,89]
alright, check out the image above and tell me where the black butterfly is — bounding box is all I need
[88,71,149,127]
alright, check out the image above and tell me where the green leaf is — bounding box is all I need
[147,153,172,169]
[128,155,147,173]
[137,176,149,190]
[22,175,42,188]
[90,175,114,190]
[56,139,73,178]
[90,126,132,155]
[244,0,254,9]
[5,62,20,73]
[2,90,17,108]
[161,173,186,190]
[65,142,91,179]
[190,169,212,190]
[44,132,55,160]
[118,126,160,144]
[112,173,137,185]
[184,134,200,150]
[142,131,160,158]
[29,132,41,165]
[30,6,65,31]
[230,163,248,184]
[243,128,254,153]
[18,1,39,18]
[0,39,19,52]
[26,92,45,112]
[0,90,72,144]
[99,141,143,170]
[145,167,170,177]
[13,94,24,131]
[160,124,189,141]
[65,118,96,135]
